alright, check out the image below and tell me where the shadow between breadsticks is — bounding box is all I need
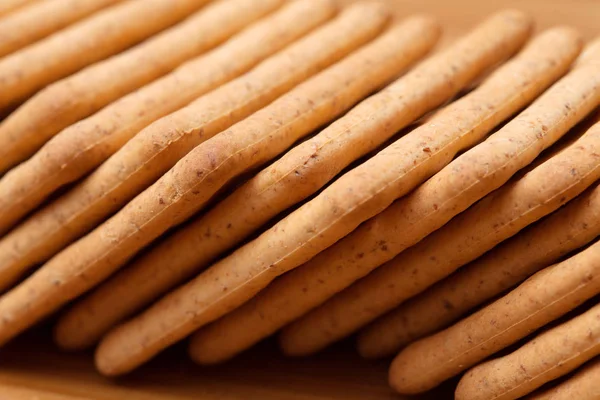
[0,0,40,17]
[0,0,125,58]
[277,32,600,358]
[453,296,600,400]
[0,0,389,353]
[0,0,283,173]
[0,0,339,287]
[380,121,600,392]
[54,14,441,350]
[0,0,330,237]
[0,0,210,112]
[357,114,600,359]
[527,357,600,400]
[187,26,581,365]
[93,10,534,376]
[359,184,600,358]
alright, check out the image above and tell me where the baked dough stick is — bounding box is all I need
[0,0,283,174]
[0,1,370,292]
[0,2,334,243]
[0,0,386,346]
[187,27,582,366]
[0,0,211,112]
[359,181,600,360]
[0,0,125,58]
[58,10,536,356]
[95,10,535,376]
[0,0,39,17]
[575,36,600,67]
[278,48,600,358]
[528,358,600,400]
[389,238,600,395]
[54,17,441,351]
[455,301,600,400]
[357,121,600,359]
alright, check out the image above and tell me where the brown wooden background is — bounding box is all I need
[0,0,598,399]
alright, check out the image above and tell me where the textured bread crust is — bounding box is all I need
[0,1,385,364]
[0,0,335,288]
[0,0,124,58]
[0,0,40,18]
[391,238,600,395]
[279,32,600,358]
[358,116,600,359]
[93,10,533,376]
[55,15,439,350]
[0,0,210,112]
[456,301,600,400]
[188,26,583,366]
[0,0,282,173]
[528,357,600,400]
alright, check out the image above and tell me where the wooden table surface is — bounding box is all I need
[0,0,598,399]
[0,328,456,400]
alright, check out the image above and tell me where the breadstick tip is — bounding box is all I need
[537,26,583,48]
[399,14,442,40]
[342,0,391,21]
[575,36,600,67]
[487,9,533,38]
[388,353,421,395]
[94,338,121,377]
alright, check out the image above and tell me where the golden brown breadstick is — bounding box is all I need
[455,301,600,400]
[187,27,582,365]
[575,36,600,67]
[54,16,440,350]
[0,0,283,173]
[0,0,39,17]
[94,10,534,376]
[0,0,210,111]
[0,0,334,260]
[528,358,600,400]
[0,1,387,351]
[279,46,600,357]
[0,0,124,58]
[357,120,600,359]
[389,239,600,394]
[358,184,600,360]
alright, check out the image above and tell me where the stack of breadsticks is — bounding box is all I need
[1,1,600,399]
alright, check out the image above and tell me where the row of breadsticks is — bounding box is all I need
[1,1,600,398]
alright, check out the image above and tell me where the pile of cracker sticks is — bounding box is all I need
[1,1,600,398]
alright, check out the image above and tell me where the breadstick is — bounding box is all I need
[575,36,600,67]
[389,239,600,394]
[455,301,600,400]
[0,1,334,257]
[510,101,600,173]
[359,184,600,359]
[0,0,39,17]
[357,119,600,359]
[94,10,535,376]
[528,358,600,400]
[187,27,582,365]
[0,0,210,111]
[0,0,387,350]
[0,0,124,58]
[0,0,283,173]
[54,16,440,350]
[279,45,600,358]
[59,9,533,354]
